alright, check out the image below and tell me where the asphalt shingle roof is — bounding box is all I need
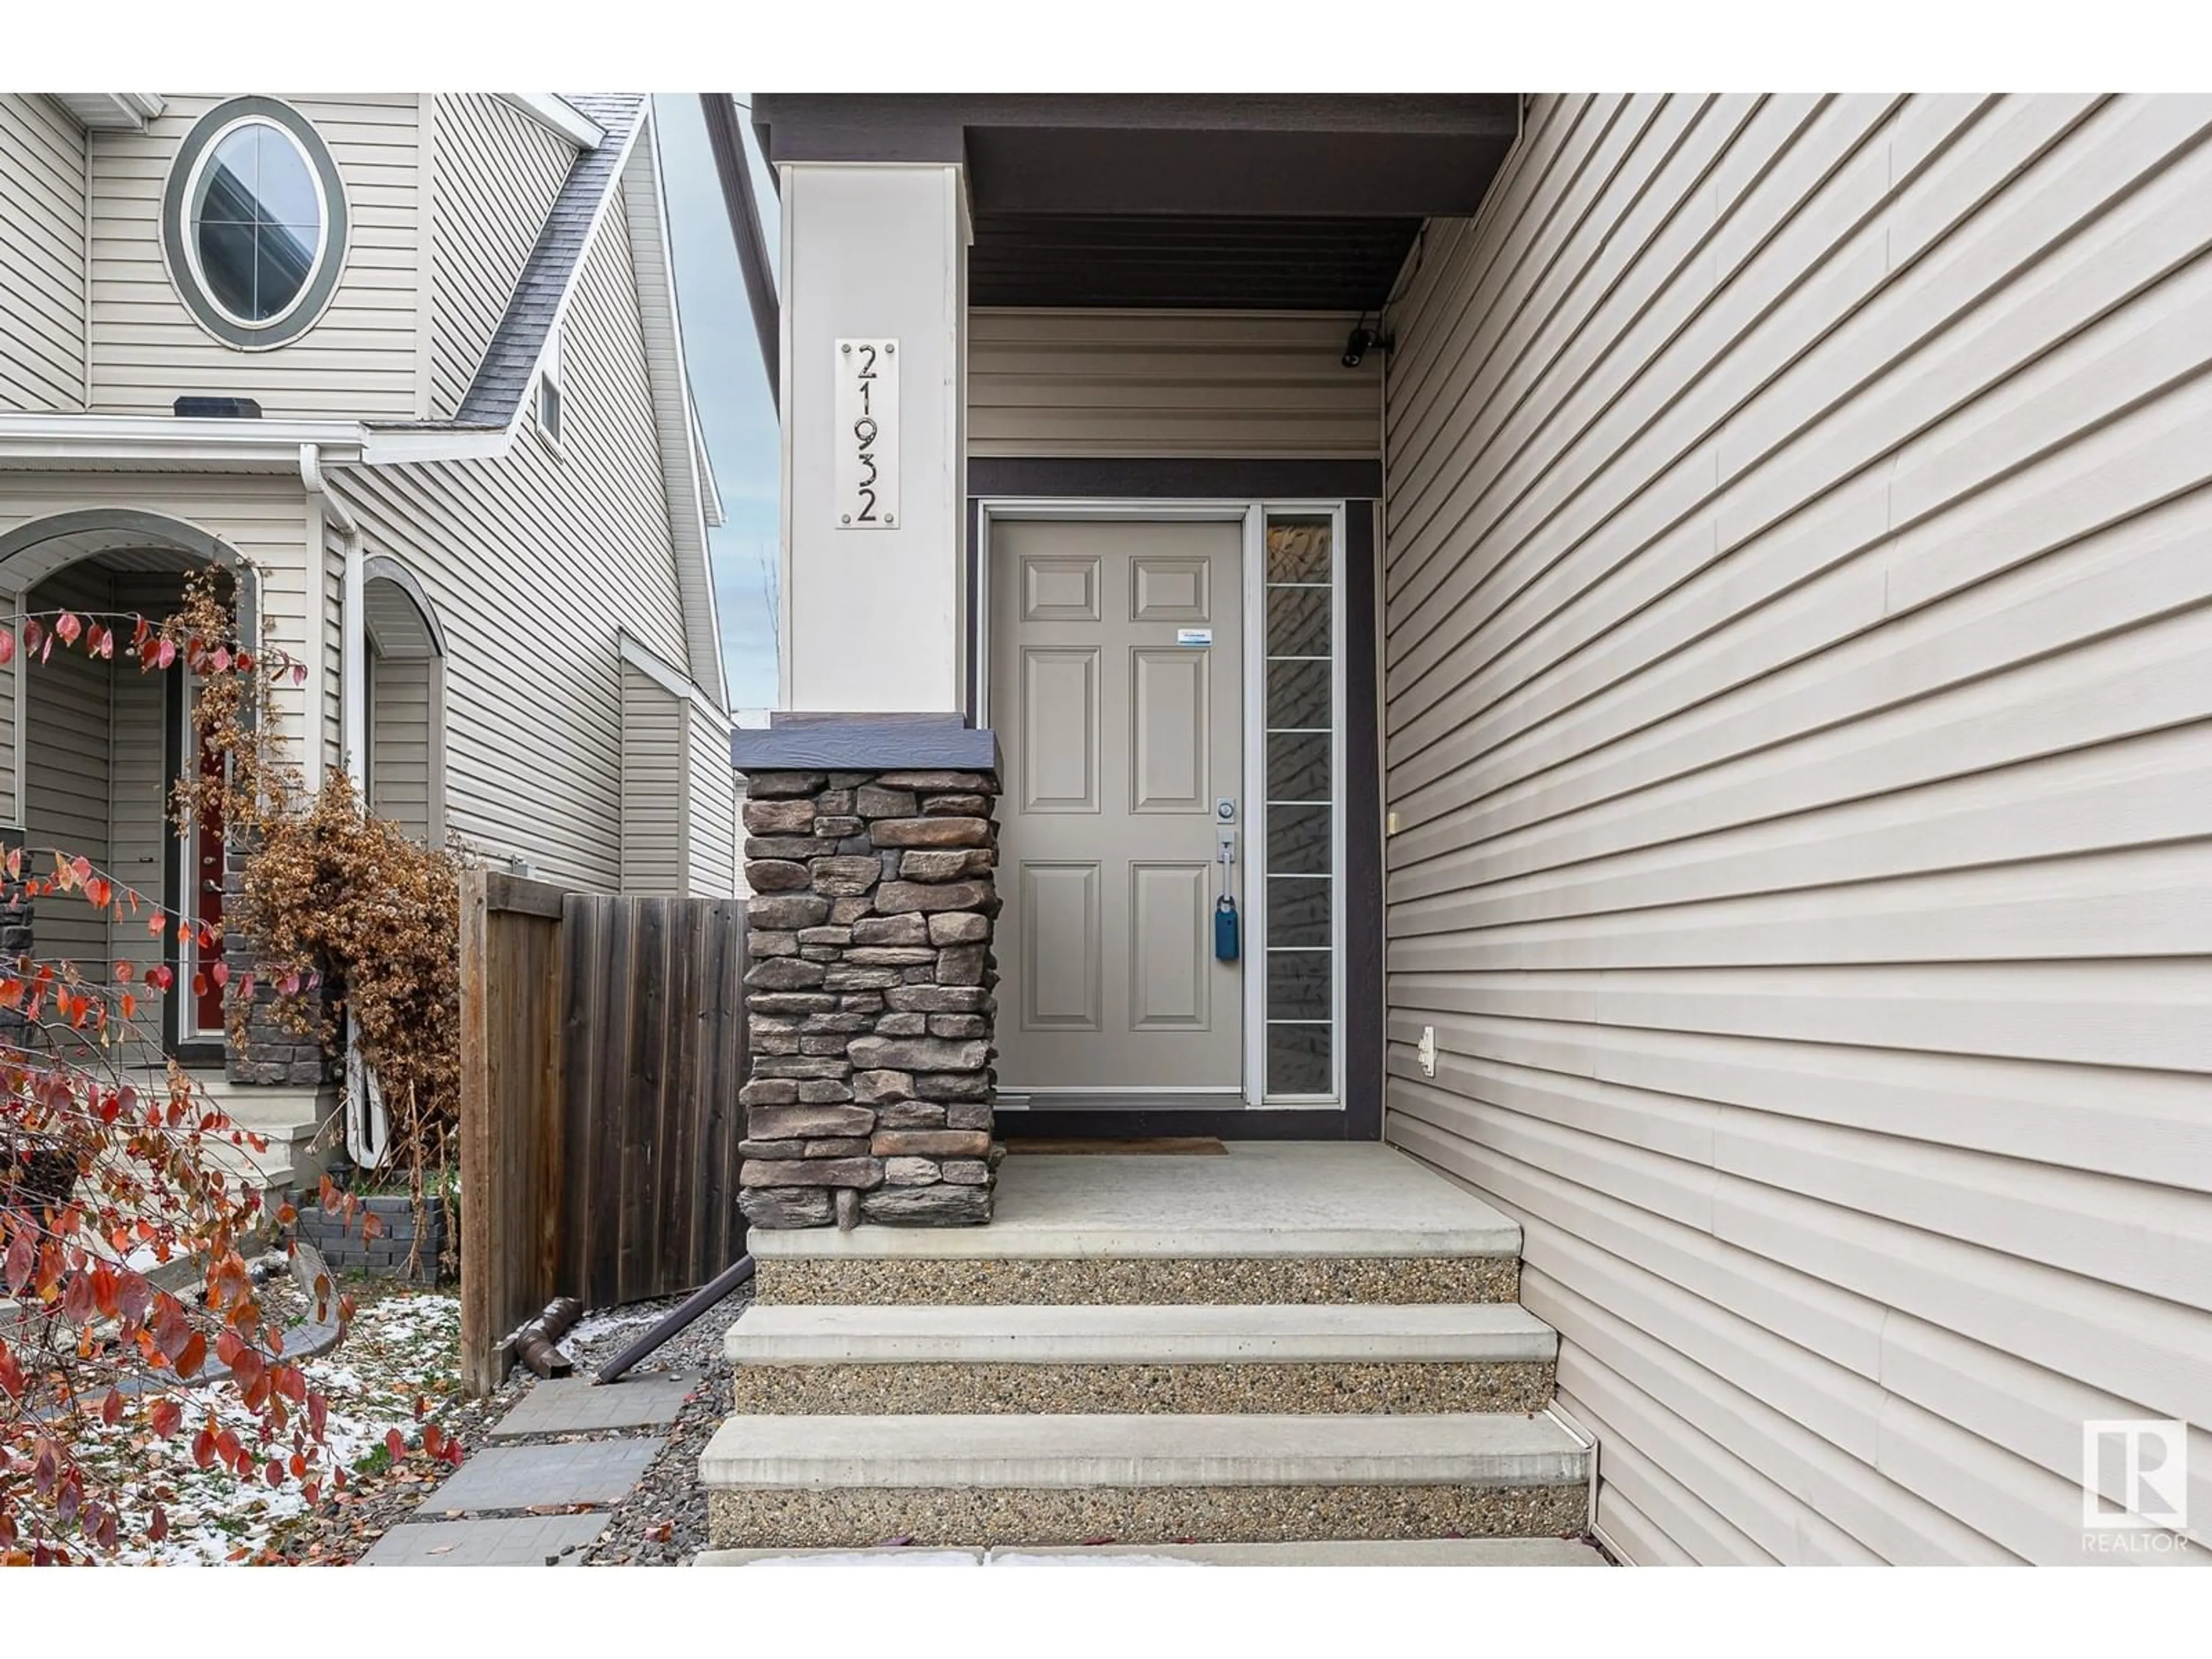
[453,94,649,428]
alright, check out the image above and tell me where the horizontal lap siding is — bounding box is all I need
[368,652,437,844]
[1381,93,2212,1565]
[0,94,88,411]
[88,94,422,416]
[23,566,113,976]
[968,308,1381,458]
[332,192,688,892]
[683,700,736,897]
[427,94,575,419]
[621,666,684,893]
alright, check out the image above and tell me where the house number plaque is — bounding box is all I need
[834,338,899,529]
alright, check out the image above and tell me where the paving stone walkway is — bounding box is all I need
[360,1371,696,1567]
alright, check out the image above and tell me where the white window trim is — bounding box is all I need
[533,329,565,452]
[177,113,335,335]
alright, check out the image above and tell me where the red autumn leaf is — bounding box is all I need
[21,618,42,655]
[147,1506,168,1543]
[0,628,12,668]
[114,959,134,983]
[0,1343,22,1402]
[211,960,229,988]
[191,1425,216,1469]
[176,1331,207,1379]
[264,1458,285,1487]
[54,611,81,645]
[156,638,176,669]
[147,1397,183,1437]
[147,963,173,992]
[422,1423,445,1459]
[100,1388,124,1427]
[385,1428,407,1461]
[147,911,167,937]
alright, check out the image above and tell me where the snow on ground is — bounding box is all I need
[68,1289,462,1565]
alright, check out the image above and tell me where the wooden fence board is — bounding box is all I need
[458,876,748,1395]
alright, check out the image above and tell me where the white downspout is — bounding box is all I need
[299,443,386,1168]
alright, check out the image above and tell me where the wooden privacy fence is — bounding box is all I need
[457,870,748,1395]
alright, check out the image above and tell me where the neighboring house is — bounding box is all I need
[701,95,2211,1565]
[0,93,738,1147]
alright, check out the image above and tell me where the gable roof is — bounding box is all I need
[454,93,647,429]
[356,93,729,713]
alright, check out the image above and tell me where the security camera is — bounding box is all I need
[1342,324,1391,368]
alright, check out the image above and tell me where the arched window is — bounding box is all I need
[162,97,349,349]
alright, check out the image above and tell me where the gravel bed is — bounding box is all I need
[565,1280,752,1566]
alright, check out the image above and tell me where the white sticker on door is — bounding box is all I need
[1176,627,1213,647]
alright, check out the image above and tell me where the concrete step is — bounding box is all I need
[699,1411,1590,1550]
[725,1302,1560,1414]
[752,1144,1524,1306]
[191,1077,338,1197]
[698,1537,1608,1566]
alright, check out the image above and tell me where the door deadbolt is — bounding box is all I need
[1215,797,1237,823]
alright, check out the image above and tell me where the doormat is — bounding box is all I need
[1004,1137,1227,1156]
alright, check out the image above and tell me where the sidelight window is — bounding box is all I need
[1259,512,1340,1100]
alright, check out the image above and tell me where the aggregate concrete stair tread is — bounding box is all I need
[726,1301,1560,1366]
[695,1536,1607,1566]
[699,1410,1588,1490]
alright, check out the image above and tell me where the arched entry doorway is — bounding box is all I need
[0,510,259,1068]
[361,555,445,846]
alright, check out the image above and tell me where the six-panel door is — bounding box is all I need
[990,518,1244,1096]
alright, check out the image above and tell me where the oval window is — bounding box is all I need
[163,99,349,350]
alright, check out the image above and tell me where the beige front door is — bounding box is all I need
[991,518,1245,1096]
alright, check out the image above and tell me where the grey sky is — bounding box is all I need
[653,94,781,711]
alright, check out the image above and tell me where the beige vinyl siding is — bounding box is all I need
[427,94,575,418]
[0,94,88,410]
[367,652,440,844]
[105,577,177,987]
[329,189,688,892]
[968,309,1381,459]
[1381,93,2212,1565]
[683,700,736,897]
[621,665,684,893]
[86,94,422,417]
[22,566,113,976]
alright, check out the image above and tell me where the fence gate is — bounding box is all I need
[458,872,748,1395]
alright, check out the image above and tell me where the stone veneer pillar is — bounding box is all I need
[222,844,336,1085]
[737,765,1001,1228]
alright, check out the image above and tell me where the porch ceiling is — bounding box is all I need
[750,94,1521,310]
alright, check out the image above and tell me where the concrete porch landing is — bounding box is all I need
[757,1143,1518,1257]
[747,1144,1525,1306]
